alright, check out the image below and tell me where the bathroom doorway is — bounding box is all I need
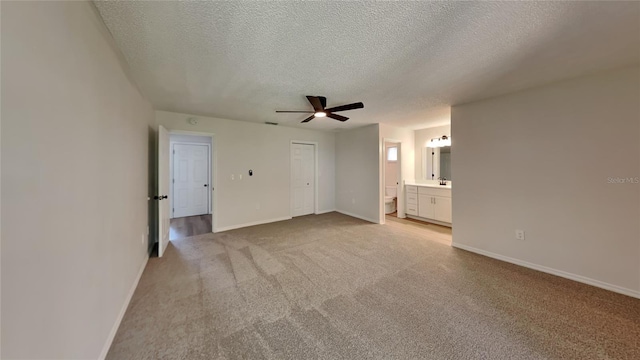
[383,140,401,220]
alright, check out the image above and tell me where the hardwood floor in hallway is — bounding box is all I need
[169,214,212,240]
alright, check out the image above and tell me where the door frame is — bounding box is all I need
[290,140,319,217]
[170,142,211,219]
[380,138,403,225]
[168,130,217,233]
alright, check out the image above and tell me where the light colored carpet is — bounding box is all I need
[107,212,640,359]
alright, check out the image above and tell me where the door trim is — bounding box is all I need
[169,130,217,233]
[170,142,210,219]
[290,140,319,217]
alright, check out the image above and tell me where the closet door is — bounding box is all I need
[291,143,315,217]
[172,143,209,218]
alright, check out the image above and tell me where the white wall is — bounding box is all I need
[414,124,450,183]
[452,66,640,297]
[335,125,380,223]
[156,111,335,231]
[379,123,415,221]
[1,2,155,359]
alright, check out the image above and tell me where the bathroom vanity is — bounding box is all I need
[405,183,452,227]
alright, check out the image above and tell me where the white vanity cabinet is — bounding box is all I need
[405,184,452,226]
[406,186,418,215]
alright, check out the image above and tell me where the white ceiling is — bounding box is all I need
[94,1,639,131]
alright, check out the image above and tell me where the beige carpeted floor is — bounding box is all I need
[107,212,640,359]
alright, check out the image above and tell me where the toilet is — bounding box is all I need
[384,186,397,214]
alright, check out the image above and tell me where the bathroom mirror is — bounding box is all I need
[422,146,452,180]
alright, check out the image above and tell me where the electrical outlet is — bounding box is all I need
[239,174,242,180]
[515,230,525,241]
[231,174,234,180]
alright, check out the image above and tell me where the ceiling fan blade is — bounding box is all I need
[324,102,364,113]
[319,96,327,109]
[327,113,349,122]
[301,115,315,123]
[275,110,315,113]
[306,96,325,112]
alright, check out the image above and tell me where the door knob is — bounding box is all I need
[204,184,208,187]
[162,195,168,199]
[307,183,309,185]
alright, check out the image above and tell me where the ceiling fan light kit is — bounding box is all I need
[276,96,364,123]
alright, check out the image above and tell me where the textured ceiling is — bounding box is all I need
[94,1,639,131]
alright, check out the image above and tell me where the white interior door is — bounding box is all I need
[291,143,315,217]
[172,143,209,218]
[157,125,170,257]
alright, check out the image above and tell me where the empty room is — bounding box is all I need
[1,1,639,359]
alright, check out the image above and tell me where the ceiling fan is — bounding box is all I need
[276,96,364,123]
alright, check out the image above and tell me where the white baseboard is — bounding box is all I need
[315,209,336,215]
[451,242,640,299]
[99,254,149,359]
[406,215,452,228]
[335,210,380,224]
[215,216,292,232]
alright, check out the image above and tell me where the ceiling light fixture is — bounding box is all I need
[429,135,451,148]
[314,111,327,117]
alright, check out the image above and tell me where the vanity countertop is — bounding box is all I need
[404,181,452,189]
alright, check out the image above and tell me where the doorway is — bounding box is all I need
[380,138,402,224]
[166,132,214,243]
[291,141,317,217]
[384,142,400,218]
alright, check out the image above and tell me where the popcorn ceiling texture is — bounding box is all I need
[94,1,640,130]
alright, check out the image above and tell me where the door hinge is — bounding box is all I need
[173,149,175,154]
[172,178,175,183]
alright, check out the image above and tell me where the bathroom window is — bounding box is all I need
[387,146,398,162]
